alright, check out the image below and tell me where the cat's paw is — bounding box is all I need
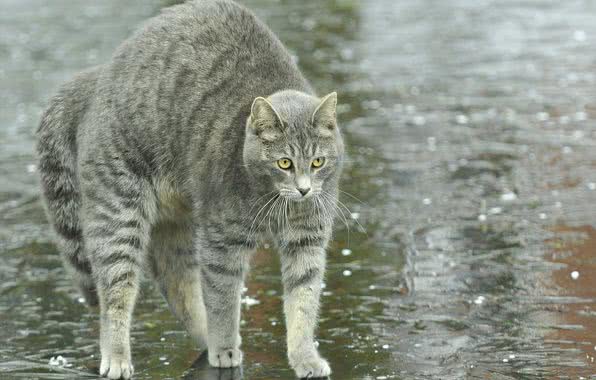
[100,353,134,379]
[291,353,331,379]
[208,347,243,368]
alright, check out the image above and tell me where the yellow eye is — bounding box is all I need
[277,158,292,170]
[312,157,325,168]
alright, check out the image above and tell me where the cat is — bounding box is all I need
[36,0,343,379]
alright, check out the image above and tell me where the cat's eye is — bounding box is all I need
[277,158,293,170]
[312,157,325,168]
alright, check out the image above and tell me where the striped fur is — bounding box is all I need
[36,1,343,379]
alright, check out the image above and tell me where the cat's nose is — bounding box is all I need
[297,187,311,196]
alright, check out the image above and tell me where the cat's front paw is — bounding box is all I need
[290,352,331,379]
[100,353,134,379]
[208,347,243,368]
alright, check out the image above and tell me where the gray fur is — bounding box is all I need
[36,0,343,379]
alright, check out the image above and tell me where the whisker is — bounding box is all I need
[327,191,367,235]
[246,193,279,243]
[318,191,353,234]
[338,189,367,206]
[263,196,282,236]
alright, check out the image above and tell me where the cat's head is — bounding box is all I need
[243,90,344,201]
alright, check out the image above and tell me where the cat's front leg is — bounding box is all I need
[197,228,252,368]
[279,239,331,379]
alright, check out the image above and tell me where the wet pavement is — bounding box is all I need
[1,0,596,379]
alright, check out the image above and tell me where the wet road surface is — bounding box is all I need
[1,0,595,379]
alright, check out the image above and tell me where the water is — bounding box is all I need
[1,0,596,379]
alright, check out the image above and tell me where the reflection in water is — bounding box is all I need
[1,0,596,379]
[182,352,243,380]
[546,226,596,376]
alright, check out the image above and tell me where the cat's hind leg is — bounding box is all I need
[148,220,208,349]
[81,170,153,380]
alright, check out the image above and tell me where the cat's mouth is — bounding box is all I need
[279,189,319,202]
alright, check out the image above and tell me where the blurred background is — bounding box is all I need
[1,0,595,379]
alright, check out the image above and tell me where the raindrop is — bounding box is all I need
[343,270,352,277]
[26,164,36,173]
[48,356,68,367]
[340,47,354,61]
[562,146,572,154]
[382,344,389,349]
[159,356,167,361]
[77,297,85,304]
[571,271,579,280]
[588,182,595,190]
[456,114,468,124]
[241,295,260,307]
[509,354,516,359]
[574,30,587,42]
[473,296,485,305]
[302,18,316,31]
[341,248,352,256]
[503,358,509,363]
[164,361,170,365]
[539,213,547,220]
[369,285,376,290]
[536,111,549,121]
[160,337,166,342]
[478,214,487,222]
[350,212,360,220]
[575,111,587,121]
[422,198,432,205]
[488,207,502,215]
[500,191,517,202]
[427,136,436,151]
[412,115,426,126]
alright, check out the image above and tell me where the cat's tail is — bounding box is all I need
[36,67,101,306]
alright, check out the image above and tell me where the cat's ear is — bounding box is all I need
[249,97,284,141]
[311,92,338,133]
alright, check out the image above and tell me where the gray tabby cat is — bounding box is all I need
[36,0,343,378]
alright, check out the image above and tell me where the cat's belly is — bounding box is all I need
[153,178,192,222]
